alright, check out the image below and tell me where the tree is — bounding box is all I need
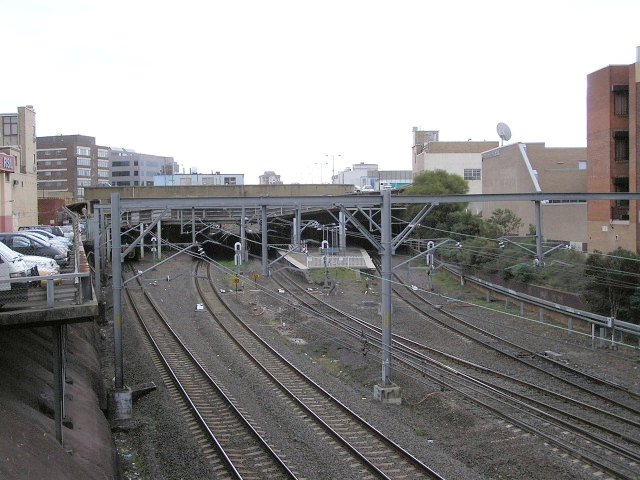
[486,208,523,237]
[402,170,469,237]
[584,248,640,323]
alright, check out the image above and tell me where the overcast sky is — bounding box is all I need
[3,0,639,184]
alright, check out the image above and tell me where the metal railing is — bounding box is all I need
[439,262,640,342]
[0,271,92,308]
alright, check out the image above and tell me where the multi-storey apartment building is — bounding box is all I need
[0,105,38,229]
[36,135,110,202]
[109,148,176,187]
[586,47,639,253]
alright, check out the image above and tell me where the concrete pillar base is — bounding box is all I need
[110,387,133,421]
[373,383,402,405]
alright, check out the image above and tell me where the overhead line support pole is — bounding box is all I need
[111,193,124,390]
[381,189,392,386]
[535,201,544,267]
[261,205,269,277]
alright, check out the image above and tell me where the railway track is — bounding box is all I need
[123,264,297,480]
[383,260,640,408]
[195,260,445,479]
[271,266,640,479]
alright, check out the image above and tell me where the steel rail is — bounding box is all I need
[123,265,296,480]
[271,269,640,479]
[197,260,445,480]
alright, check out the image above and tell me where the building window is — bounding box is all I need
[112,161,130,167]
[578,161,587,170]
[224,177,237,185]
[463,168,481,180]
[613,85,629,116]
[77,168,91,177]
[77,187,85,197]
[97,149,109,158]
[76,146,91,156]
[98,170,109,178]
[2,116,18,136]
[97,159,109,169]
[77,157,91,166]
[112,171,130,177]
[613,131,629,162]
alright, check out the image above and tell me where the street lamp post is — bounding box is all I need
[326,154,342,183]
[314,161,328,184]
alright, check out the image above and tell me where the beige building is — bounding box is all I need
[412,128,498,214]
[0,106,38,229]
[482,142,588,247]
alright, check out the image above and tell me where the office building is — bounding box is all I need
[586,47,639,252]
[0,106,38,229]
[153,172,244,186]
[259,171,283,185]
[412,127,498,196]
[37,135,110,202]
[482,142,587,247]
[110,148,176,187]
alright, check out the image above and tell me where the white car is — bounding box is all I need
[22,255,60,276]
[22,255,60,287]
[24,229,73,250]
[59,225,75,241]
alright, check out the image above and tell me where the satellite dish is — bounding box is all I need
[496,122,512,145]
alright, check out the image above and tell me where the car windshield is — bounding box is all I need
[19,233,48,246]
[0,241,23,261]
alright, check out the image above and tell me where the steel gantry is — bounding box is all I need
[100,191,640,405]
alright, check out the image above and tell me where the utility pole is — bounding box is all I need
[326,154,342,183]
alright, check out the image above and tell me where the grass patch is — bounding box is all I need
[414,426,427,437]
[307,267,363,284]
[431,271,463,293]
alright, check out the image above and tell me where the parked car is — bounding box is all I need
[19,225,65,238]
[0,241,29,306]
[21,255,61,288]
[22,255,60,275]
[16,231,69,257]
[0,232,69,267]
[59,225,75,241]
[23,229,73,250]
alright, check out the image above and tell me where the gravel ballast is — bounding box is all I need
[108,253,640,479]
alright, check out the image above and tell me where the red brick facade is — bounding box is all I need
[586,62,639,252]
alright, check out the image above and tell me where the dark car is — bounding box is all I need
[19,225,65,238]
[0,232,69,267]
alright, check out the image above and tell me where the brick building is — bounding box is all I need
[586,47,639,253]
[36,135,110,202]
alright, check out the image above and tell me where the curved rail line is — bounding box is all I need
[271,267,640,480]
[123,264,297,480]
[379,258,640,410]
[196,260,445,480]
